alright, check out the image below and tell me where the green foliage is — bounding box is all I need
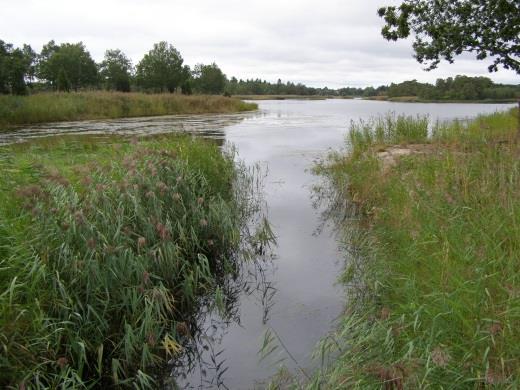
[387,79,429,98]
[378,0,520,73]
[347,113,428,152]
[192,63,227,94]
[0,92,257,127]
[225,77,322,96]
[99,49,133,92]
[0,40,35,95]
[135,42,187,93]
[37,41,99,91]
[315,109,520,388]
[387,75,520,101]
[0,135,260,387]
[224,75,517,101]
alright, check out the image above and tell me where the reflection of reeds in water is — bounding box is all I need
[167,163,278,389]
[0,110,259,147]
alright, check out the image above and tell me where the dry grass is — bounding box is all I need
[0,92,257,128]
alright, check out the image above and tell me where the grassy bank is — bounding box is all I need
[0,134,266,387]
[0,92,257,128]
[233,94,329,100]
[315,109,519,388]
[364,95,518,103]
[232,94,357,101]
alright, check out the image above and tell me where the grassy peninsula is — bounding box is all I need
[364,95,519,104]
[232,94,329,100]
[0,92,257,128]
[0,134,268,387]
[315,109,520,388]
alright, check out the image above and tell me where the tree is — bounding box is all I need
[180,65,192,95]
[378,0,520,73]
[8,48,29,95]
[23,45,37,85]
[37,41,98,91]
[0,41,11,94]
[0,40,36,95]
[37,40,59,86]
[135,41,186,93]
[192,63,227,94]
[100,49,132,92]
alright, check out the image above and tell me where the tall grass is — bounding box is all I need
[0,92,257,128]
[313,109,519,388]
[0,135,268,388]
[347,113,429,152]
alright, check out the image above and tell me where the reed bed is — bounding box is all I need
[0,92,257,128]
[313,109,519,388]
[347,113,429,152]
[0,135,265,388]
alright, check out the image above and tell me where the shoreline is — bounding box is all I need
[233,94,330,100]
[314,108,520,388]
[0,92,258,129]
[363,95,518,104]
[234,94,516,104]
[0,134,270,386]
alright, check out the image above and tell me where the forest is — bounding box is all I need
[1,39,518,101]
[386,76,520,101]
[0,40,226,95]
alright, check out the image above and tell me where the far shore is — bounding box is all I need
[233,94,330,100]
[0,92,257,129]
[234,94,517,104]
[363,95,518,104]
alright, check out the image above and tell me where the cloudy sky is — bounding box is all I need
[1,0,518,87]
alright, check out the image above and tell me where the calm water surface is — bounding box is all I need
[3,100,514,388]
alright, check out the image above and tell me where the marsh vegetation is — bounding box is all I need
[0,135,272,388]
[0,93,256,128]
[313,108,520,388]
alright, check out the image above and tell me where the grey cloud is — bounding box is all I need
[1,0,518,87]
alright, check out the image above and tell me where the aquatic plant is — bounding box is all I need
[347,112,429,153]
[312,108,520,388]
[0,92,257,128]
[0,135,270,387]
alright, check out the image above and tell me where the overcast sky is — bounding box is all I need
[1,0,518,87]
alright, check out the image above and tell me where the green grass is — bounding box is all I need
[346,113,429,152]
[0,134,267,388]
[313,109,520,388]
[0,92,257,128]
[364,95,518,103]
[232,94,329,100]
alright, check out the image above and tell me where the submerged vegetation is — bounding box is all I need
[0,135,270,387]
[314,109,520,388]
[0,92,256,127]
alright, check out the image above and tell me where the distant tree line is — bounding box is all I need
[386,76,520,100]
[224,76,518,100]
[223,77,389,97]
[0,39,228,95]
[1,38,518,100]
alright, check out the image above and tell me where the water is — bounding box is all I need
[2,99,514,388]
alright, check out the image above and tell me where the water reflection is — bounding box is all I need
[0,111,259,145]
[165,162,279,389]
[170,256,277,389]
